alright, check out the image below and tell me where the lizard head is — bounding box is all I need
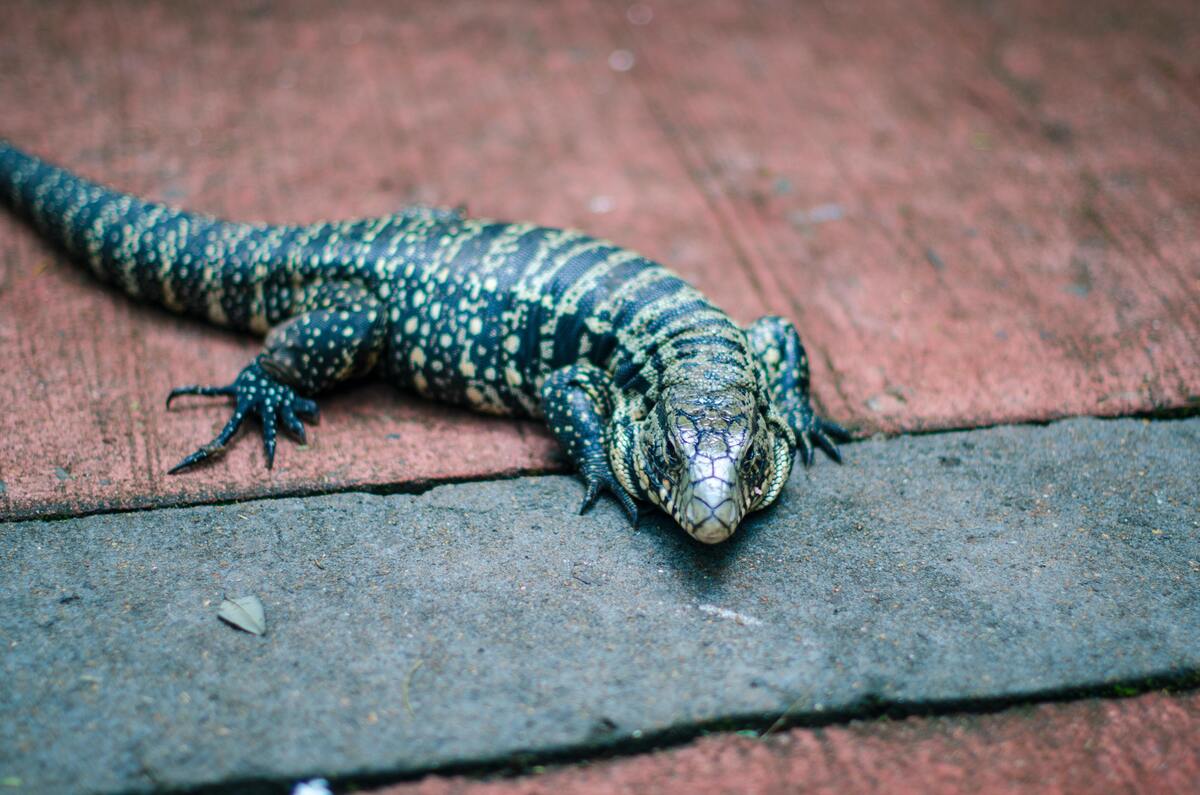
[635,383,794,543]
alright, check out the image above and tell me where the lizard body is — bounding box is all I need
[0,141,846,543]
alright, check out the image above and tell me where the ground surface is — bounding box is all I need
[3,419,1198,794]
[0,1,1198,793]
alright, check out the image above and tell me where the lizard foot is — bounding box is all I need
[165,357,319,473]
[796,415,852,467]
[580,470,640,526]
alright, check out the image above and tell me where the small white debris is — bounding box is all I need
[698,604,763,626]
[292,779,332,795]
[608,49,636,72]
[217,595,266,635]
[589,195,615,214]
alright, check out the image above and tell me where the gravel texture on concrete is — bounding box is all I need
[1,417,1198,794]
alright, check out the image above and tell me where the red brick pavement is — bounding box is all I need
[376,691,1200,795]
[1,0,1197,517]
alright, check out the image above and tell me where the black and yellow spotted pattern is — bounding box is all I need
[0,140,848,543]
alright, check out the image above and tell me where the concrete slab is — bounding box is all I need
[2,0,1199,519]
[381,690,1200,795]
[1,418,1197,794]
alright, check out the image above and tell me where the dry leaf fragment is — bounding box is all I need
[217,595,266,635]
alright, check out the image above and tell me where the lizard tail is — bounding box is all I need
[0,139,287,332]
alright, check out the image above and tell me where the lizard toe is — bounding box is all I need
[803,416,850,465]
[578,472,639,526]
[166,361,317,473]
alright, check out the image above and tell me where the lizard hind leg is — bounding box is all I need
[166,291,386,473]
[746,315,851,467]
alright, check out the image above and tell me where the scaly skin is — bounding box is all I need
[0,140,848,543]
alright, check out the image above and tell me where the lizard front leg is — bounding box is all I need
[166,286,387,472]
[746,315,850,466]
[540,363,640,523]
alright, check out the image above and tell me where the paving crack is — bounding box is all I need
[110,671,1200,795]
[0,465,567,525]
[6,407,1199,525]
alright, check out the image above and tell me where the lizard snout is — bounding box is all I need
[678,475,742,544]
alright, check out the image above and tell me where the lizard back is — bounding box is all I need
[0,141,750,419]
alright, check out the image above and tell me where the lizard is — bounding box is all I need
[0,140,848,544]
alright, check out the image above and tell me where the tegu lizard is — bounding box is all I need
[0,140,848,543]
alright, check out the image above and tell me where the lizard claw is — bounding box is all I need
[798,416,851,466]
[816,417,851,442]
[796,430,815,467]
[166,360,318,473]
[579,472,639,526]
